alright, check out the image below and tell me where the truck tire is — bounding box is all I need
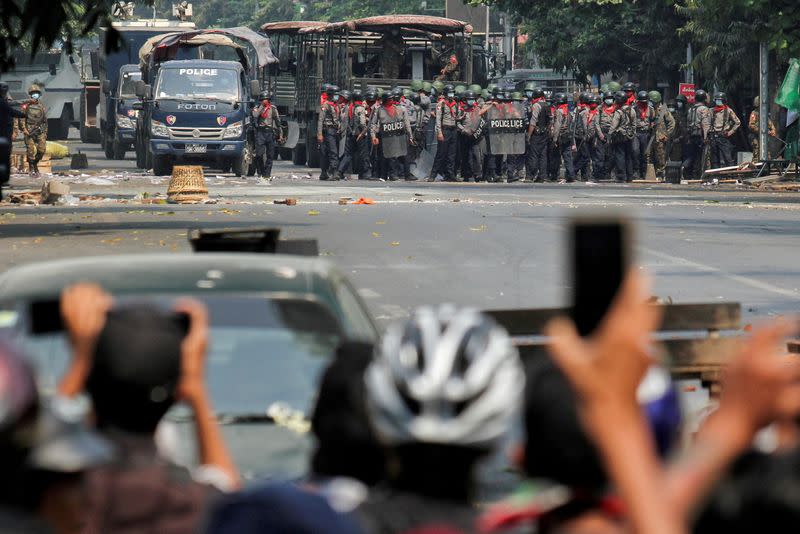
[232,141,253,177]
[103,133,114,159]
[292,143,306,166]
[47,118,69,140]
[112,139,126,160]
[306,130,320,168]
[278,147,292,161]
[152,154,172,176]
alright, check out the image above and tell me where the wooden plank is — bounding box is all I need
[487,302,741,336]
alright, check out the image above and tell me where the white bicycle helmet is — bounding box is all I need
[365,305,525,449]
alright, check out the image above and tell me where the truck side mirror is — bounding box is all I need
[131,102,143,111]
[102,80,111,94]
[250,79,261,98]
[134,80,146,98]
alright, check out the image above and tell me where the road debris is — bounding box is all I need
[40,180,70,205]
[274,198,298,205]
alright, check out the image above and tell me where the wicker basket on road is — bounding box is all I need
[167,165,208,204]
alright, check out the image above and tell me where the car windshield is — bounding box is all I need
[13,294,342,482]
[119,70,142,97]
[155,67,240,101]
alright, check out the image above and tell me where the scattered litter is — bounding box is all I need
[203,198,219,204]
[78,195,106,202]
[307,209,320,216]
[353,197,375,205]
[372,232,381,237]
[274,198,297,205]
[54,195,79,206]
[41,180,70,204]
[375,220,386,225]
[452,198,461,202]
[390,241,400,246]
[150,178,164,184]
[220,208,240,215]
[84,177,115,186]
[8,191,40,205]
[470,224,487,232]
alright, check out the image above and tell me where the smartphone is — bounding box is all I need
[569,217,631,337]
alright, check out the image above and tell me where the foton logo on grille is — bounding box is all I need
[177,103,217,111]
[166,115,176,125]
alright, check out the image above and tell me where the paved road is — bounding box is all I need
[2,137,800,326]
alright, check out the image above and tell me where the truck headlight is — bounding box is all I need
[222,121,243,139]
[150,120,169,137]
[117,115,134,129]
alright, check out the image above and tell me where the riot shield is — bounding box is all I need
[487,103,527,155]
[461,108,485,141]
[378,109,409,159]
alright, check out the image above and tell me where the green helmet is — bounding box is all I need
[410,79,423,92]
[524,82,536,92]
[421,81,432,94]
[600,83,609,94]
[511,91,524,101]
[403,88,413,98]
[648,90,662,104]
[486,83,497,93]
[376,87,384,97]
[481,89,490,100]
[468,84,482,94]
[432,80,445,92]
[454,84,466,95]
[607,81,621,93]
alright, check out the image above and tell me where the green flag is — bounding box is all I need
[775,58,800,112]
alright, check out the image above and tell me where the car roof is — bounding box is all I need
[159,60,243,70]
[0,253,340,301]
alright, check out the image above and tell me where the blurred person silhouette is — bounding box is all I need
[0,338,112,534]
[356,305,525,533]
[204,341,381,534]
[57,284,239,534]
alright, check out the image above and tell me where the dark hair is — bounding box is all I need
[87,305,183,434]
[523,357,607,491]
[391,443,486,501]
[311,341,386,486]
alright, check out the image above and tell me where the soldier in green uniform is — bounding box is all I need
[435,54,460,82]
[22,84,47,176]
[648,90,675,178]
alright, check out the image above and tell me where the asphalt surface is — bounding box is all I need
[2,136,800,326]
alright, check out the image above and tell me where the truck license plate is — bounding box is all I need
[186,144,207,154]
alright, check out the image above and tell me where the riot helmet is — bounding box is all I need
[28,84,42,100]
[636,90,649,102]
[607,81,621,93]
[713,91,727,106]
[694,89,708,103]
[381,92,392,104]
[258,90,271,101]
[579,92,591,105]
[464,90,477,107]
[352,89,364,102]
[623,81,636,93]
[531,87,544,99]
[648,90,662,104]
[321,83,332,94]
[555,92,568,105]
[421,81,433,95]
[338,89,352,102]
[391,86,404,99]
[365,88,378,102]
[614,91,628,105]
[410,79,424,92]
[511,92,524,102]
[444,84,456,99]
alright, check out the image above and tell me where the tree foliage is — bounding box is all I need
[474,0,686,86]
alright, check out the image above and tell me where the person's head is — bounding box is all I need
[532,87,545,100]
[695,89,708,104]
[380,92,392,106]
[0,82,8,99]
[310,341,385,486]
[614,91,627,106]
[86,305,185,434]
[555,93,568,105]
[603,93,615,106]
[753,95,760,107]
[589,94,600,109]
[648,90,662,105]
[622,81,636,95]
[444,84,456,100]
[675,94,687,110]
[352,89,363,103]
[464,90,477,108]
[259,90,271,103]
[364,305,524,498]
[338,89,351,103]
[365,89,377,104]
[636,90,649,103]
[714,91,727,106]
[28,84,41,101]
[449,54,458,65]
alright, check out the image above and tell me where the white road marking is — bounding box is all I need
[357,288,381,299]
[641,247,800,298]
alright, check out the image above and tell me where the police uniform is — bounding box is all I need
[317,98,340,180]
[593,101,616,180]
[251,98,283,178]
[526,98,549,182]
[573,104,592,181]
[681,99,712,180]
[349,98,372,180]
[710,105,741,168]
[457,101,485,182]
[432,97,458,181]
[552,103,576,182]
[608,104,633,182]
[370,103,412,181]
[633,102,655,179]
[652,103,676,176]
[22,88,48,175]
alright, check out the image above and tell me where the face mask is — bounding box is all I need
[715,99,723,106]
[604,99,614,106]
[668,107,676,113]
[333,95,340,102]
[466,100,475,107]
[525,92,533,98]
[31,93,41,100]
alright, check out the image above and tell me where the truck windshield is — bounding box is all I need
[119,70,142,97]
[155,67,240,101]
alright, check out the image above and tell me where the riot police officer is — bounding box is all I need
[335,89,353,179]
[347,89,372,180]
[431,84,458,181]
[552,92,575,182]
[649,90,675,178]
[251,91,284,180]
[317,84,340,180]
[633,90,655,179]
[709,91,741,168]
[573,92,592,181]
[371,91,413,181]
[22,84,47,176]
[457,90,485,182]
[607,91,633,182]
[526,87,549,182]
[682,89,712,180]
[593,92,617,180]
